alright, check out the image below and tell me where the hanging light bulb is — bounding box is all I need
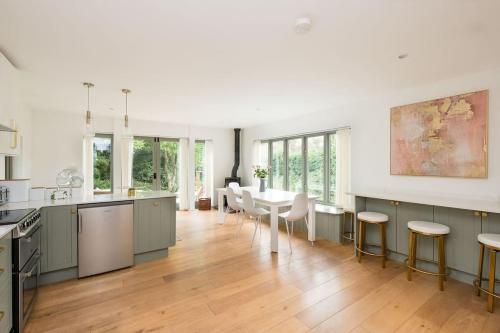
[122,89,131,128]
[83,82,94,128]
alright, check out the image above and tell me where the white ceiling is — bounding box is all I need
[1,0,499,128]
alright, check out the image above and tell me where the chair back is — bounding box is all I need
[228,182,240,191]
[287,193,309,221]
[226,187,240,210]
[242,190,256,214]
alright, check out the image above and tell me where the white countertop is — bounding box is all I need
[0,224,15,239]
[350,190,500,214]
[0,191,177,212]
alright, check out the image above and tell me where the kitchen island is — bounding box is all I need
[352,191,500,285]
[1,191,177,285]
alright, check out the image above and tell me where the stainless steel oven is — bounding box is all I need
[13,251,40,332]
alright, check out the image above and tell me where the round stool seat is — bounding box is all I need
[408,221,450,235]
[357,211,388,223]
[478,234,500,249]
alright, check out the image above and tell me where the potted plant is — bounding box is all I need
[253,165,270,192]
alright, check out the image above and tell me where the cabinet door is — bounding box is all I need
[40,205,78,273]
[364,198,397,252]
[396,202,434,259]
[134,198,176,254]
[433,207,480,274]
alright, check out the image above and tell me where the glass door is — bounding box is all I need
[158,139,180,193]
[132,137,155,191]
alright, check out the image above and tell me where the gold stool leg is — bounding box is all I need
[407,231,415,281]
[487,249,496,313]
[358,221,365,263]
[476,243,485,296]
[438,235,445,291]
[380,223,387,268]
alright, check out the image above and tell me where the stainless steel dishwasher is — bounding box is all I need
[77,201,134,278]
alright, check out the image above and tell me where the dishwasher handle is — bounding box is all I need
[78,213,83,233]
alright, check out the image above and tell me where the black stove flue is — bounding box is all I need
[224,129,241,207]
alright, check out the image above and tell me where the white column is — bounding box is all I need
[179,138,189,210]
[205,140,214,206]
[82,133,94,195]
[188,136,196,210]
[120,134,133,193]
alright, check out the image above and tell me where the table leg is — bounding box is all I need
[307,199,316,243]
[270,205,279,253]
[217,191,225,224]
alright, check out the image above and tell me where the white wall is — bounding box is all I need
[0,52,32,180]
[242,68,500,202]
[30,111,234,206]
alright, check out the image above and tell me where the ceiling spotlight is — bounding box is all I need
[398,53,409,59]
[295,17,312,33]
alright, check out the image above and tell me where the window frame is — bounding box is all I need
[262,130,337,205]
[93,133,114,195]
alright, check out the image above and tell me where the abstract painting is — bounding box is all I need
[390,90,488,178]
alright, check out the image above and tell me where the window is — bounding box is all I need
[329,133,336,203]
[132,137,180,192]
[287,138,303,193]
[194,140,205,199]
[263,129,341,204]
[271,141,285,190]
[307,136,324,201]
[93,134,113,194]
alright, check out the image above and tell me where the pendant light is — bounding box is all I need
[83,82,94,128]
[122,88,131,128]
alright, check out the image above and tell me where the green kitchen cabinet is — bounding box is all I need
[0,232,12,333]
[134,197,176,254]
[40,205,78,273]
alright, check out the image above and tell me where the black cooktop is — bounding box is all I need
[0,208,35,225]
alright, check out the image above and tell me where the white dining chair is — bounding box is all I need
[242,190,269,247]
[226,187,244,229]
[279,193,310,253]
[228,182,240,191]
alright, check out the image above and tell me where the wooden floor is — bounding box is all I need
[25,210,500,333]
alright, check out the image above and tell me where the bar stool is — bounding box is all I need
[474,233,500,313]
[406,221,450,291]
[342,208,355,243]
[356,211,389,268]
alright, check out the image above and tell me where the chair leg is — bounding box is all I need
[380,223,387,268]
[284,219,292,253]
[259,216,262,238]
[304,216,313,246]
[407,231,413,281]
[476,243,485,296]
[251,216,258,248]
[487,249,496,313]
[291,220,294,236]
[237,211,245,236]
[438,235,445,291]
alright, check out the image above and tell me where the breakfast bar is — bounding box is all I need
[352,191,500,285]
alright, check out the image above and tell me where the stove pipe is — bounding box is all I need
[231,128,241,178]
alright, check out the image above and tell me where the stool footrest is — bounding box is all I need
[343,232,355,241]
[474,280,500,299]
[405,258,448,277]
[356,244,388,258]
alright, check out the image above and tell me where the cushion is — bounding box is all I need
[357,211,389,223]
[408,221,450,235]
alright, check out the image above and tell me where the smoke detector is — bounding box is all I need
[295,17,312,33]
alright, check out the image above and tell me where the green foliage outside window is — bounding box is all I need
[93,135,112,193]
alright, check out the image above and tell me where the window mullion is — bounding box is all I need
[284,139,289,191]
[325,134,330,204]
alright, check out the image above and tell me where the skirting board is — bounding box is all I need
[40,248,170,286]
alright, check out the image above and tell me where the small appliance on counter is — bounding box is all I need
[0,185,8,205]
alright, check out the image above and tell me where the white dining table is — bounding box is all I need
[216,187,318,253]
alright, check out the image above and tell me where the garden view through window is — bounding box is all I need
[194,140,205,200]
[132,137,179,192]
[262,131,337,204]
[93,134,113,194]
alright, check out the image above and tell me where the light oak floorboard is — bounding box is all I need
[24,210,498,333]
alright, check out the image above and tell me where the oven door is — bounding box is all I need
[14,252,40,332]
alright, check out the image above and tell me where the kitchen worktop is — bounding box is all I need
[350,190,500,214]
[0,224,15,238]
[0,191,177,212]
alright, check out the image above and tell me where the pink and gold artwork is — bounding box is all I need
[390,90,488,178]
